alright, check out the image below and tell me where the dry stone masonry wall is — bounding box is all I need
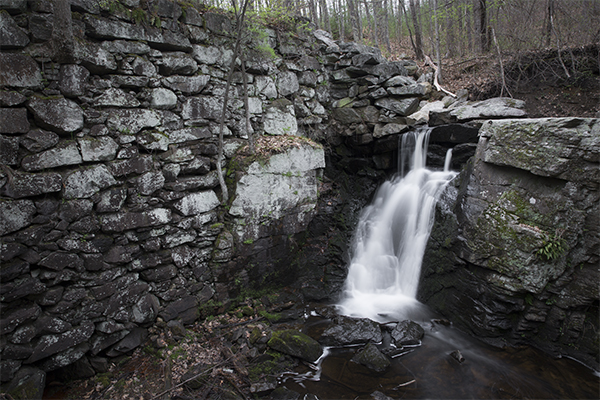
[0,0,449,391]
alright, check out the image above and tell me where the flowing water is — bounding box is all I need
[283,128,599,399]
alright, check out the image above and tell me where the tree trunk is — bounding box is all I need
[478,0,489,53]
[338,0,345,40]
[433,0,442,83]
[319,0,331,33]
[309,0,319,28]
[347,0,361,43]
[466,0,473,54]
[409,0,424,60]
[446,0,455,57]
[52,0,75,63]
[382,0,392,53]
[545,0,554,47]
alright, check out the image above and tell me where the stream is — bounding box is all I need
[281,128,599,399]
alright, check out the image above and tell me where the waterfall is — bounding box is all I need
[339,128,456,321]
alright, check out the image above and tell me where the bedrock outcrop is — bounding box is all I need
[420,117,599,370]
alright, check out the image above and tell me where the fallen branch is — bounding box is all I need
[425,55,456,98]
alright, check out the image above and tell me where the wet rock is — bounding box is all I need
[0,199,36,236]
[450,349,465,363]
[370,391,395,400]
[391,320,424,346]
[267,329,323,363]
[63,165,118,199]
[21,141,83,171]
[319,315,382,346]
[351,342,390,373]
[27,96,84,134]
[0,10,29,48]
[0,107,29,134]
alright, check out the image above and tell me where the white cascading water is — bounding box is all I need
[339,127,456,321]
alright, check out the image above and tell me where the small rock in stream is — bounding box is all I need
[351,342,391,373]
[450,349,466,363]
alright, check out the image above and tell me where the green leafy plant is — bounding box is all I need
[536,230,567,261]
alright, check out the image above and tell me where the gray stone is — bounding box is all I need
[351,342,390,373]
[1,171,62,198]
[373,123,408,138]
[39,252,84,271]
[58,199,93,222]
[136,131,169,151]
[154,0,182,19]
[27,96,84,134]
[0,259,28,281]
[0,108,29,134]
[21,141,82,171]
[150,88,177,109]
[0,360,21,383]
[35,316,72,335]
[94,88,140,108]
[332,107,362,124]
[101,39,150,54]
[429,97,527,125]
[63,165,118,199]
[0,10,29,48]
[137,171,165,195]
[1,277,46,302]
[164,171,218,191]
[77,40,118,74]
[140,264,177,282]
[20,129,59,152]
[391,320,424,346]
[319,315,382,346]
[3,367,45,400]
[26,321,94,364]
[159,52,198,76]
[100,208,171,232]
[144,26,192,52]
[384,75,416,87]
[131,56,156,77]
[255,76,277,99]
[204,12,232,36]
[162,75,209,94]
[277,71,299,97]
[84,15,146,41]
[267,329,323,363]
[109,155,153,177]
[131,294,159,324]
[96,187,127,212]
[39,343,89,372]
[78,136,119,162]
[106,327,148,357]
[0,199,35,236]
[481,118,599,183]
[181,97,222,120]
[0,90,26,106]
[0,135,19,164]
[110,75,149,89]
[387,83,431,97]
[159,295,199,324]
[263,100,298,135]
[107,108,162,134]
[0,304,40,336]
[0,53,42,88]
[174,191,220,216]
[375,97,420,116]
[0,0,27,14]
[58,65,89,98]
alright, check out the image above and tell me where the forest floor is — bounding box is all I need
[41,46,599,400]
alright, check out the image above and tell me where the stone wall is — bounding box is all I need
[0,0,454,392]
[420,118,599,370]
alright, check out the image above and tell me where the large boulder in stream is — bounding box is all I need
[420,117,600,370]
[267,329,323,363]
[391,320,425,346]
[351,342,390,373]
[319,315,383,346]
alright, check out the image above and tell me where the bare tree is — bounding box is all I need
[347,0,362,43]
[409,0,424,60]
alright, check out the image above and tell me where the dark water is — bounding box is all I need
[281,305,600,399]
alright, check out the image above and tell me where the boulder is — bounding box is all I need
[351,342,390,373]
[277,71,299,97]
[162,75,210,94]
[158,52,198,75]
[174,191,220,216]
[319,315,382,346]
[263,99,298,135]
[267,329,323,363]
[390,320,424,346]
[375,97,419,117]
[26,321,94,364]
[1,171,62,198]
[150,88,177,109]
